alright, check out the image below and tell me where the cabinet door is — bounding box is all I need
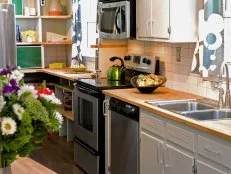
[164,144,194,174]
[151,0,170,39]
[197,160,227,174]
[136,0,152,39]
[140,132,164,174]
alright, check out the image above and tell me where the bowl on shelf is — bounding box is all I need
[71,66,86,72]
[130,75,167,94]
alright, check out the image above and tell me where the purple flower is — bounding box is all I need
[0,69,12,75]
[10,79,17,87]
[11,66,17,71]
[9,79,20,92]
[3,85,14,95]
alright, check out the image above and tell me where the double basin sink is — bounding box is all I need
[146,99,231,121]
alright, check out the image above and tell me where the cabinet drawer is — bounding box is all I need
[140,113,164,137]
[17,46,42,68]
[197,135,231,169]
[165,123,194,151]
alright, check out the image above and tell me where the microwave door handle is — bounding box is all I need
[96,6,101,33]
[115,8,121,34]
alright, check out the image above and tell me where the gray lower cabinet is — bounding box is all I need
[197,161,227,174]
[140,109,231,174]
[140,110,194,174]
[140,132,194,174]
[164,144,194,174]
[140,132,164,174]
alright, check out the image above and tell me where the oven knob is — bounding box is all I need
[124,55,131,61]
[147,59,152,65]
[142,58,147,63]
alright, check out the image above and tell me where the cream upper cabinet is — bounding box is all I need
[136,0,198,42]
[136,0,152,39]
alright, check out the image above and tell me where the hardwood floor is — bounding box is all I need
[30,134,85,174]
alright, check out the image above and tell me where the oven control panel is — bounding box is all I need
[124,54,158,74]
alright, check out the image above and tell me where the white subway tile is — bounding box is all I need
[164,46,172,55]
[187,85,207,97]
[206,88,218,100]
[172,81,188,92]
[181,48,189,57]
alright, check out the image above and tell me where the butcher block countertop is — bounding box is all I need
[21,68,94,81]
[103,87,231,141]
[12,157,56,174]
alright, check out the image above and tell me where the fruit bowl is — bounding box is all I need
[130,75,167,93]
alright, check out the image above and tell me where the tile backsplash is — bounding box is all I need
[127,40,220,101]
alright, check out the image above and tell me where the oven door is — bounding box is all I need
[74,87,99,151]
[98,1,130,39]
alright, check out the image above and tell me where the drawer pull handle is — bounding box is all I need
[157,143,163,164]
[204,147,220,155]
[164,146,170,168]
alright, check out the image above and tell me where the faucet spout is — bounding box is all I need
[218,61,230,109]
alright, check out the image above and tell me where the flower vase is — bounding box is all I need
[0,166,12,174]
[48,0,63,16]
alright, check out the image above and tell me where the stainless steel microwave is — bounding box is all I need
[97,0,136,39]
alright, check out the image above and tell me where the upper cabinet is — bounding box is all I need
[136,0,199,42]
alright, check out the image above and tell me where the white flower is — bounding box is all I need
[10,69,24,82]
[54,112,63,127]
[13,104,25,120]
[40,94,61,105]
[0,95,6,113]
[18,85,38,99]
[1,117,17,135]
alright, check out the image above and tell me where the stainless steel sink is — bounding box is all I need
[180,110,231,121]
[145,99,231,121]
[146,100,214,112]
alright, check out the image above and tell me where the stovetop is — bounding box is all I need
[75,78,133,91]
[75,54,158,91]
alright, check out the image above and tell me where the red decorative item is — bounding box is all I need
[48,0,63,16]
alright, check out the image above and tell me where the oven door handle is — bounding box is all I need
[74,138,98,156]
[77,86,99,96]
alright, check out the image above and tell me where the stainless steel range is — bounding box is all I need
[73,54,159,174]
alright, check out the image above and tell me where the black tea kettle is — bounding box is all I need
[107,56,126,81]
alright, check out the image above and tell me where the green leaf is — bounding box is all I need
[18,143,40,157]
[4,135,32,151]
[2,151,17,167]
[32,126,48,144]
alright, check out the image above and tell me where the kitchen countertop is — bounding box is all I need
[102,87,231,141]
[21,68,95,81]
[12,157,56,174]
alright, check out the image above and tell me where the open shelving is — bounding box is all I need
[13,0,72,68]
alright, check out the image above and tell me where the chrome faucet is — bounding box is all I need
[217,61,230,109]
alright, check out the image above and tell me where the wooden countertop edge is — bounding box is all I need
[12,157,56,173]
[103,89,231,141]
[21,68,94,81]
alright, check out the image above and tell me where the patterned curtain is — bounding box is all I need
[71,0,82,66]
[191,0,224,77]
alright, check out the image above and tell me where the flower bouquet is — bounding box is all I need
[0,66,63,170]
